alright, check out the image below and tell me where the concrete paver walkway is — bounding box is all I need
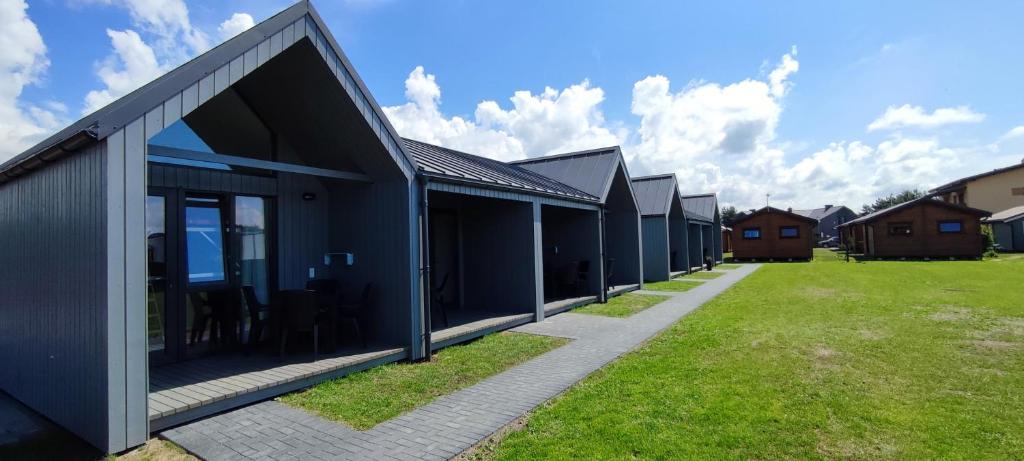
[162,264,759,460]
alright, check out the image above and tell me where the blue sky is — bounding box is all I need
[4,0,1024,209]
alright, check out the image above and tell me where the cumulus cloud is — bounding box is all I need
[83,29,166,113]
[380,50,1003,210]
[383,66,622,161]
[0,0,65,162]
[1000,125,1024,142]
[81,0,251,114]
[218,13,254,42]
[867,104,985,131]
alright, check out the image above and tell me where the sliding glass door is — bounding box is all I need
[146,189,274,364]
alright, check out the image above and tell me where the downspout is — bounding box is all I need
[599,207,608,303]
[418,173,433,362]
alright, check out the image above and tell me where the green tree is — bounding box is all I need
[721,205,739,226]
[860,189,925,215]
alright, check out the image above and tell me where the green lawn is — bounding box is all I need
[574,293,670,318]
[680,270,724,280]
[643,280,704,292]
[715,263,742,270]
[487,255,1024,459]
[280,332,568,430]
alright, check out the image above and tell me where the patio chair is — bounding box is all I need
[278,289,323,360]
[558,261,585,297]
[187,292,215,346]
[578,260,591,295]
[241,286,269,355]
[431,272,450,328]
[338,283,371,349]
[605,258,616,288]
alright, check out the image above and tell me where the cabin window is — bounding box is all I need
[742,228,761,239]
[887,222,913,236]
[937,220,963,233]
[779,226,799,238]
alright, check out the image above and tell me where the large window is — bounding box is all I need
[888,222,913,236]
[779,226,799,238]
[742,228,762,239]
[937,220,963,233]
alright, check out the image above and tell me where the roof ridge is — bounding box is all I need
[509,146,620,164]
[631,173,676,181]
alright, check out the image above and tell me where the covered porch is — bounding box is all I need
[541,204,603,305]
[142,29,418,434]
[425,190,538,347]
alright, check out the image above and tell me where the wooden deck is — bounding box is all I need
[149,345,407,430]
[608,283,640,297]
[430,312,535,350]
[544,295,598,316]
[150,311,540,430]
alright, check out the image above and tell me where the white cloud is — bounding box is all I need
[218,13,254,42]
[383,66,622,162]
[381,51,1004,210]
[1000,125,1024,142]
[80,0,252,115]
[867,104,985,131]
[0,0,65,162]
[83,29,166,114]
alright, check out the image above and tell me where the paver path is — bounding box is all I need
[163,264,760,460]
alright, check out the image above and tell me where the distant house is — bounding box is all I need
[793,205,857,242]
[930,159,1024,213]
[631,174,690,281]
[840,198,990,258]
[681,193,723,265]
[722,226,733,253]
[731,207,816,260]
[982,205,1024,252]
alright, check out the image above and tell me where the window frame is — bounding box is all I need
[742,227,762,240]
[937,219,964,234]
[778,226,800,239]
[887,222,913,237]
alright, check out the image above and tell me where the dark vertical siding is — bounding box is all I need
[540,206,603,297]
[687,223,703,270]
[668,214,687,272]
[458,200,535,313]
[0,144,109,449]
[324,179,413,346]
[641,217,669,282]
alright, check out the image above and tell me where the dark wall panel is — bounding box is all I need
[687,223,703,270]
[669,214,687,272]
[541,206,602,298]
[0,144,109,448]
[459,200,535,313]
[325,179,413,346]
[641,217,669,282]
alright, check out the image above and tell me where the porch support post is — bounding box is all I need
[531,200,545,322]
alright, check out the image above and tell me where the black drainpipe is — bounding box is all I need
[599,207,608,303]
[418,174,433,362]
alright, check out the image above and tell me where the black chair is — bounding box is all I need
[187,292,212,346]
[605,258,616,288]
[577,260,591,295]
[338,283,371,349]
[432,273,450,328]
[278,289,322,360]
[241,286,269,355]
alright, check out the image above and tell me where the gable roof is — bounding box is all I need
[510,146,635,204]
[680,193,718,221]
[731,206,818,226]
[842,197,991,227]
[1,0,415,184]
[405,139,598,202]
[982,205,1024,223]
[929,161,1024,194]
[631,174,681,216]
[793,205,853,221]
